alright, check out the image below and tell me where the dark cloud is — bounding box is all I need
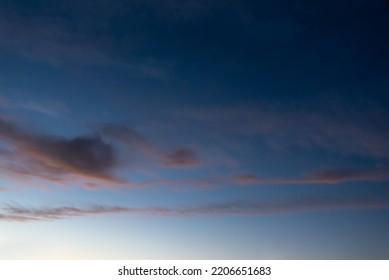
[0,116,119,183]
[0,116,209,188]
[164,147,199,168]
[235,167,389,186]
[40,136,116,177]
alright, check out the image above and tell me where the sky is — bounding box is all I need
[0,0,389,259]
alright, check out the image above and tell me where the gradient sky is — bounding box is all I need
[1,0,389,259]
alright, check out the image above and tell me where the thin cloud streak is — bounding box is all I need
[235,167,389,185]
[182,105,389,158]
[0,5,173,79]
[82,178,213,190]
[100,123,153,155]
[0,96,68,119]
[2,191,388,222]
[0,205,131,222]
[19,102,69,118]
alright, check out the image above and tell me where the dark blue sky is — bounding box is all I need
[0,0,389,259]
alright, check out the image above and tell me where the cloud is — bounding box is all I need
[296,168,389,184]
[100,123,202,170]
[0,116,120,184]
[181,105,389,158]
[180,195,389,216]
[0,3,173,79]
[19,102,68,118]
[37,136,116,179]
[234,174,259,185]
[0,9,105,66]
[100,123,153,155]
[0,205,131,222]
[82,177,213,190]
[138,178,213,189]
[0,96,68,119]
[163,147,199,168]
[235,167,389,186]
[0,116,208,189]
[2,188,388,222]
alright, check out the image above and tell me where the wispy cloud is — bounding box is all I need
[100,123,202,169]
[100,123,153,155]
[0,95,69,119]
[19,102,68,118]
[2,189,388,222]
[0,5,172,79]
[235,167,389,186]
[83,178,213,190]
[182,105,389,158]
[0,205,131,222]
[163,147,199,168]
[138,178,213,189]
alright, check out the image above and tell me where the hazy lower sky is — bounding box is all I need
[1,0,389,259]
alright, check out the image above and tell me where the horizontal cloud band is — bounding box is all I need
[2,191,389,222]
[235,167,389,185]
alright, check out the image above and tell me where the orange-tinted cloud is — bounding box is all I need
[164,147,199,168]
[0,116,206,190]
[235,167,389,186]
[0,116,122,184]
